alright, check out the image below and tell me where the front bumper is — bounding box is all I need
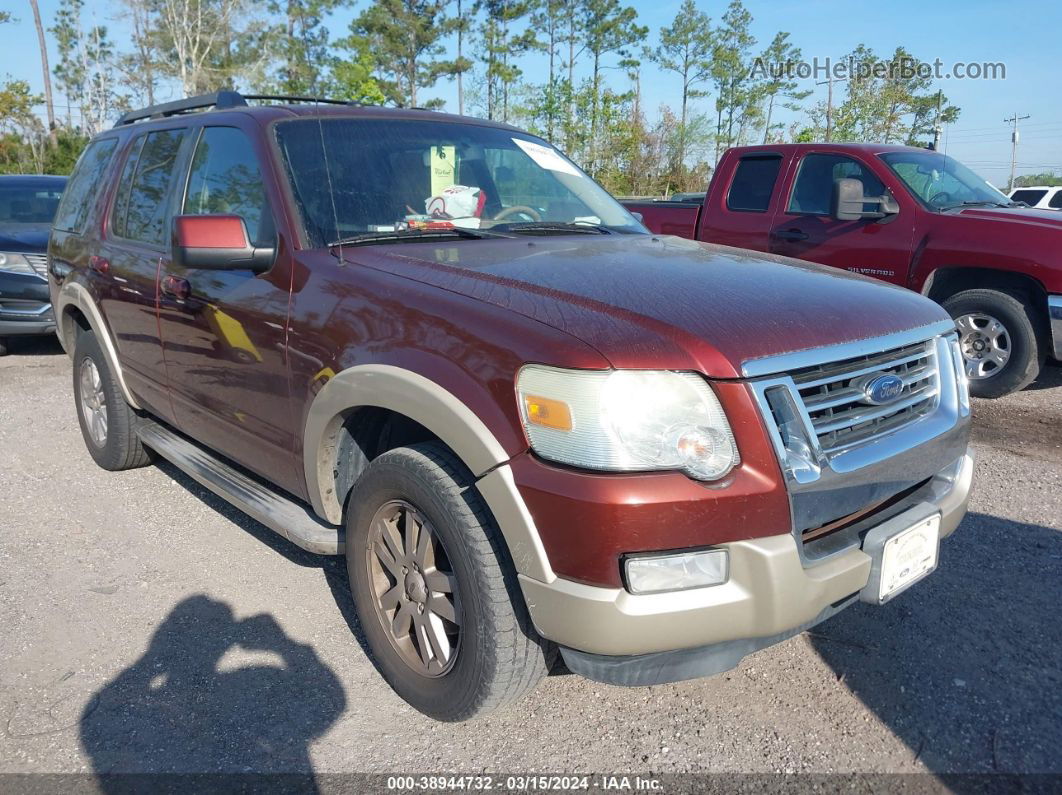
[0,271,54,337]
[521,452,973,685]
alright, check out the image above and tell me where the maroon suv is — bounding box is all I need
[49,93,972,720]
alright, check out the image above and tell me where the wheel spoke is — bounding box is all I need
[413,615,433,666]
[379,584,403,610]
[423,613,451,662]
[987,348,1009,367]
[424,570,454,594]
[391,601,414,638]
[402,510,418,559]
[415,518,433,568]
[378,517,404,565]
[428,593,458,625]
[373,538,403,579]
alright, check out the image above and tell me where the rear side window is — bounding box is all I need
[727,156,782,212]
[1050,190,1062,209]
[112,129,186,246]
[53,138,118,233]
[1010,189,1047,206]
[183,127,274,247]
[788,154,885,215]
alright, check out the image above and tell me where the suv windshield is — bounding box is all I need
[274,117,644,247]
[879,151,1012,211]
[0,182,65,224]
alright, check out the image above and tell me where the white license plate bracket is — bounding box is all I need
[859,505,941,605]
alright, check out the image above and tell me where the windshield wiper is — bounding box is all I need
[329,227,513,247]
[501,221,613,235]
[943,200,1012,210]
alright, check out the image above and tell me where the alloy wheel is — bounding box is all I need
[956,312,1011,380]
[79,357,108,447]
[365,499,461,677]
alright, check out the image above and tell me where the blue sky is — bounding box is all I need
[3,0,1058,186]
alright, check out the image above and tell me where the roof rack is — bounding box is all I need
[113,91,366,128]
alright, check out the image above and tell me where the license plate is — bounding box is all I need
[876,514,940,602]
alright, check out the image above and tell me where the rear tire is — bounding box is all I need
[942,288,1044,399]
[72,330,153,471]
[345,442,551,721]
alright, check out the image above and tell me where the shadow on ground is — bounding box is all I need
[79,595,346,788]
[1,335,64,356]
[809,511,1062,774]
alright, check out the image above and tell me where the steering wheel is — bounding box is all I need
[492,205,542,222]
[928,191,953,209]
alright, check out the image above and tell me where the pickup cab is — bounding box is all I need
[624,143,1062,398]
[50,94,972,720]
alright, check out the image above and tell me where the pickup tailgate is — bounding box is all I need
[621,200,700,238]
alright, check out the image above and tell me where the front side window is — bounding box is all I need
[273,118,644,247]
[183,127,273,247]
[880,151,1010,211]
[53,139,117,232]
[727,155,781,212]
[788,154,886,215]
[112,128,186,245]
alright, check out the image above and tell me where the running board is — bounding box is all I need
[137,421,343,555]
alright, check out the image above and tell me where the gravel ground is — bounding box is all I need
[0,335,1059,783]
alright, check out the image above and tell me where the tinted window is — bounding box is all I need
[880,151,1008,211]
[789,154,885,215]
[1010,189,1047,206]
[727,156,781,212]
[112,129,186,245]
[53,139,117,231]
[1050,190,1062,209]
[0,181,65,224]
[183,127,274,247]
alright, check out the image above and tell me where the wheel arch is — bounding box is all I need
[56,281,140,409]
[922,266,1048,312]
[303,364,554,582]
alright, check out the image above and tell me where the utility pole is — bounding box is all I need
[816,75,835,141]
[1005,112,1030,192]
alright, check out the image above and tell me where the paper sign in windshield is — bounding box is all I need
[513,138,580,176]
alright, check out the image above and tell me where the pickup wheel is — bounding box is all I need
[345,442,551,721]
[72,330,153,470]
[943,288,1044,398]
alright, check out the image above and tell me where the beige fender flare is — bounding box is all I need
[303,364,555,582]
[55,281,140,409]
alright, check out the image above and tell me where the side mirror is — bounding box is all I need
[172,215,275,272]
[831,178,900,221]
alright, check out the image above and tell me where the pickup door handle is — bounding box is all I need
[772,228,809,241]
[161,274,191,300]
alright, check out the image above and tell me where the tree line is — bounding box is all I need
[2,0,960,196]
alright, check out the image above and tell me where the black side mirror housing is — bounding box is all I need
[831,178,900,221]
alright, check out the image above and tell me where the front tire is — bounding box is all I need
[72,330,153,471]
[346,442,551,721]
[942,288,1044,398]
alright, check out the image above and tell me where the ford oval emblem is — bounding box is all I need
[863,373,905,405]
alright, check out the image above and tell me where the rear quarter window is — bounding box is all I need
[53,138,119,233]
[726,155,782,212]
[111,129,186,246]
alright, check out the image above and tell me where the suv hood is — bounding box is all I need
[352,234,951,378]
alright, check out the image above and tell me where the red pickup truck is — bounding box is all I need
[624,143,1062,398]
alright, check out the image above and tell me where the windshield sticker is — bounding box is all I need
[513,138,580,176]
[430,145,456,196]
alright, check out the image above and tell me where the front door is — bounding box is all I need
[768,152,915,287]
[156,125,299,493]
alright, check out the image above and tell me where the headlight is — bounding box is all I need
[516,365,739,480]
[0,252,35,276]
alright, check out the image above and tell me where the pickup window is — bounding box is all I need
[788,154,884,215]
[726,155,782,212]
[880,150,1009,210]
[1051,190,1062,209]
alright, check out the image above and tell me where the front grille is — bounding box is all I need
[789,339,940,453]
[24,253,48,278]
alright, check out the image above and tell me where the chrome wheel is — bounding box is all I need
[366,499,461,677]
[78,357,108,447]
[956,312,1011,380]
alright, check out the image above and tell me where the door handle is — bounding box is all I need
[772,228,809,241]
[161,274,190,300]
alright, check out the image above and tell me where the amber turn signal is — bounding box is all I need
[523,395,573,431]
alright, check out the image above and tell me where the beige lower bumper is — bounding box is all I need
[520,453,973,657]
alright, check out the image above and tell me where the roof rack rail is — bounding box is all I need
[114,91,248,127]
[241,94,365,107]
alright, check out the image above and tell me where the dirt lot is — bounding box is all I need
[1,335,1059,784]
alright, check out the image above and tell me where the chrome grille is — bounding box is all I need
[24,253,48,278]
[790,339,940,453]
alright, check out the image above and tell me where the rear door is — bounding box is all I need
[767,151,916,287]
[156,123,299,492]
[698,152,788,250]
[97,126,190,421]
